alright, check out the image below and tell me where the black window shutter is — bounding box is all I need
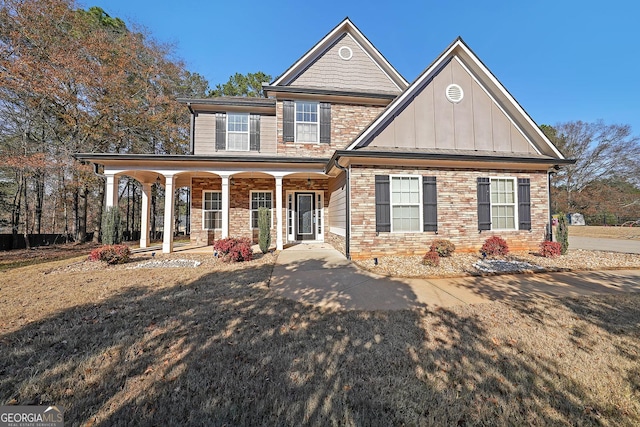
[518,178,531,230]
[283,100,294,142]
[375,175,391,232]
[319,102,331,143]
[423,176,437,232]
[477,177,491,231]
[215,113,226,151]
[250,114,260,151]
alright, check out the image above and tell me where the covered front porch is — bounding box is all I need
[79,154,331,253]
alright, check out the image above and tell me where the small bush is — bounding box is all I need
[213,237,253,262]
[88,244,130,265]
[422,250,440,267]
[258,207,271,254]
[430,239,456,257]
[481,236,509,257]
[540,241,562,258]
[556,213,569,255]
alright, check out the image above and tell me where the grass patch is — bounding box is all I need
[569,225,640,240]
[1,256,639,425]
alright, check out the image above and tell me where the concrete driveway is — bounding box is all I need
[570,236,640,254]
[270,244,640,311]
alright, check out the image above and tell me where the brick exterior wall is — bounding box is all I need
[348,165,549,260]
[276,100,384,156]
[190,176,330,247]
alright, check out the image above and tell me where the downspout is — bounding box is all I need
[187,102,195,154]
[334,158,350,259]
[547,166,558,241]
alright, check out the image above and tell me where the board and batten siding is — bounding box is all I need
[193,112,277,155]
[369,57,535,154]
[328,172,347,235]
[289,33,401,94]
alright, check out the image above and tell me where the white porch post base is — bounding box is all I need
[162,175,175,253]
[275,176,283,251]
[140,183,151,248]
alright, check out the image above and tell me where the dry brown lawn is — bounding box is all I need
[1,252,639,426]
[570,225,640,240]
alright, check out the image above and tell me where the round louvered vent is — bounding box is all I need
[338,46,353,60]
[446,84,464,103]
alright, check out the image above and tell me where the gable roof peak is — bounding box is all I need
[270,18,408,90]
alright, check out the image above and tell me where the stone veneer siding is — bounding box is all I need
[190,177,330,247]
[276,100,384,156]
[348,165,549,260]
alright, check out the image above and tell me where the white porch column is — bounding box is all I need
[140,183,151,249]
[275,176,283,251]
[162,175,175,253]
[105,174,118,208]
[221,175,230,239]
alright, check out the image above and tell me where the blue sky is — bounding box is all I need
[88,0,639,134]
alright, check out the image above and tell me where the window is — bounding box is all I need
[295,101,318,143]
[251,191,272,229]
[203,191,222,230]
[391,176,421,232]
[491,178,516,230]
[227,113,249,151]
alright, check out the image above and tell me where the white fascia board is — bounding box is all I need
[272,18,408,89]
[346,41,461,151]
[455,42,565,159]
[272,19,351,87]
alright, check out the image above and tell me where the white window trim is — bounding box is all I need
[489,177,519,231]
[226,112,250,151]
[250,190,274,230]
[202,190,222,230]
[294,101,320,144]
[390,175,423,233]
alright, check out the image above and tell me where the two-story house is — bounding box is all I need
[77,18,571,259]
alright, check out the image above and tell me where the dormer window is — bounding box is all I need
[227,113,249,151]
[295,101,319,143]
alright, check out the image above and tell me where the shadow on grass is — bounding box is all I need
[1,259,639,425]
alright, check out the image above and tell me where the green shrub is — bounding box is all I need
[88,244,130,265]
[540,241,562,258]
[556,213,569,255]
[422,250,440,267]
[258,207,271,254]
[213,237,253,262]
[430,239,456,257]
[101,206,123,245]
[481,236,509,257]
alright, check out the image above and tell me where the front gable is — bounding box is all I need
[270,18,407,95]
[348,38,565,159]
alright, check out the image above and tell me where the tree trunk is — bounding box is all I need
[34,171,44,234]
[22,174,30,249]
[77,184,87,243]
[11,172,23,249]
[93,180,105,243]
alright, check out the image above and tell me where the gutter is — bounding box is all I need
[334,158,350,260]
[327,150,576,170]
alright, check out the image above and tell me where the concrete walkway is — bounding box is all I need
[569,236,640,254]
[270,243,640,311]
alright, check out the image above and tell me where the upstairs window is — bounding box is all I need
[227,113,249,151]
[295,101,319,143]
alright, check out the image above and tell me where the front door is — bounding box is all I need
[295,193,315,241]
